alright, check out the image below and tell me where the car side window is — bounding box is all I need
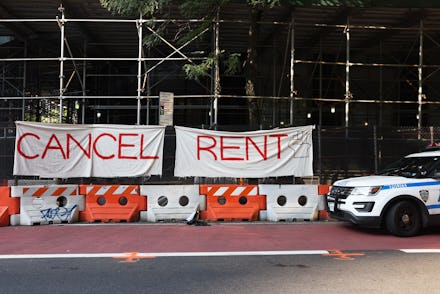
[427,157,440,178]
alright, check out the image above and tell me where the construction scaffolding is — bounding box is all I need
[1,6,440,129]
[2,4,440,182]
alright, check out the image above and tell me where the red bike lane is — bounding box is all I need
[1,222,440,255]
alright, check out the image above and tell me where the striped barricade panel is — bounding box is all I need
[79,185,146,223]
[11,185,83,226]
[0,187,19,226]
[199,185,266,221]
[140,185,204,222]
[258,184,319,222]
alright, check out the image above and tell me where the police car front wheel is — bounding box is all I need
[385,200,422,237]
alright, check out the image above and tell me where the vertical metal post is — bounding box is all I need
[344,17,350,130]
[319,38,323,127]
[343,16,350,177]
[1,62,3,97]
[82,41,87,124]
[145,48,151,125]
[318,125,322,183]
[1,63,4,97]
[379,40,383,128]
[289,12,295,125]
[318,39,322,182]
[373,125,378,173]
[22,41,27,121]
[136,13,143,125]
[213,9,220,129]
[210,70,214,128]
[146,74,150,125]
[58,5,65,123]
[272,37,276,127]
[377,42,382,173]
[418,18,423,135]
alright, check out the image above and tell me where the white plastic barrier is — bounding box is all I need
[140,185,205,222]
[258,184,319,221]
[11,185,85,225]
[10,215,20,226]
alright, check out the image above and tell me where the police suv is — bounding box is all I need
[326,148,440,237]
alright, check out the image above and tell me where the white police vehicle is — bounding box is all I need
[326,148,440,237]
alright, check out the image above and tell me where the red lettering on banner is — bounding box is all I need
[17,132,40,159]
[270,134,288,159]
[93,133,116,159]
[197,135,217,160]
[118,133,137,159]
[67,133,91,159]
[197,134,288,161]
[246,136,267,160]
[42,134,67,159]
[220,136,244,161]
[140,134,159,159]
[16,131,160,161]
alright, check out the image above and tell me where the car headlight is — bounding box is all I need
[351,186,381,196]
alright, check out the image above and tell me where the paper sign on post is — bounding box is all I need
[159,92,174,126]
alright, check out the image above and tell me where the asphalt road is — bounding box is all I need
[0,222,440,293]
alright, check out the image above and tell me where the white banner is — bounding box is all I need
[14,121,165,178]
[174,126,314,178]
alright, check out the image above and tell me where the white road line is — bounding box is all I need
[0,253,117,259]
[400,249,440,253]
[148,250,330,257]
[1,250,439,259]
[0,250,329,259]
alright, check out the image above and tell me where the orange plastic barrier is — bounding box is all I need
[79,185,146,222]
[317,184,330,221]
[0,187,19,226]
[199,185,266,221]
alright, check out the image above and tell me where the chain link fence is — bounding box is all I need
[315,126,437,184]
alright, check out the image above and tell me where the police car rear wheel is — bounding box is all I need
[385,200,421,237]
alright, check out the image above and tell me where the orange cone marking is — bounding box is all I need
[322,249,365,260]
[113,252,156,263]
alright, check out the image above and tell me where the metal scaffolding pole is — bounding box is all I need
[82,41,87,124]
[345,17,351,129]
[213,9,220,129]
[379,40,383,128]
[22,41,27,121]
[272,37,277,127]
[318,38,323,181]
[57,5,65,123]
[289,12,295,125]
[136,14,143,125]
[1,63,4,97]
[146,74,150,125]
[319,38,323,127]
[418,19,424,132]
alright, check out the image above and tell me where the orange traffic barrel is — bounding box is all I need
[317,184,331,221]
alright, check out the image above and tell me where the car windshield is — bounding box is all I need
[377,156,440,178]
